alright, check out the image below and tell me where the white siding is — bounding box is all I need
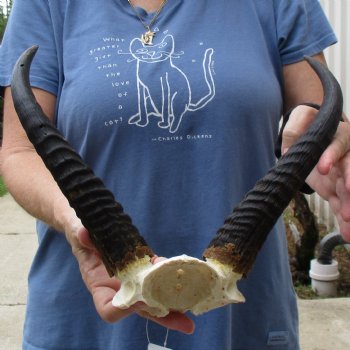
[320,0,350,115]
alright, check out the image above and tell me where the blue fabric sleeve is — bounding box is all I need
[275,0,337,64]
[0,0,59,95]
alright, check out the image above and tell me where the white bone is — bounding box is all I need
[112,255,245,317]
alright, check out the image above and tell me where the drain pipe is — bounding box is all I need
[309,231,347,297]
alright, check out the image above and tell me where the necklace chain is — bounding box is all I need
[127,0,168,45]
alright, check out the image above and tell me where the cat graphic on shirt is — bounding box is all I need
[128,34,215,133]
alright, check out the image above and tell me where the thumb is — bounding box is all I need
[77,226,96,250]
[281,105,318,154]
[151,255,167,264]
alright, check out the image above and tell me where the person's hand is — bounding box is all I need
[281,105,350,241]
[65,221,195,333]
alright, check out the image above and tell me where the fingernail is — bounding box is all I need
[282,147,289,155]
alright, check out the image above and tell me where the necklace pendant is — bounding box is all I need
[141,30,156,45]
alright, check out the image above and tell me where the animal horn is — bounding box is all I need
[203,56,343,276]
[11,46,154,277]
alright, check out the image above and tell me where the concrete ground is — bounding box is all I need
[0,193,349,350]
[0,194,37,350]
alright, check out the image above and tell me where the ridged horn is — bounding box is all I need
[203,56,343,276]
[11,46,154,276]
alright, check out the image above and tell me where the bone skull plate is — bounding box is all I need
[112,255,244,316]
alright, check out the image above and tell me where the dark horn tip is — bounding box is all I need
[22,45,39,60]
[303,55,325,69]
[13,45,39,77]
[303,55,329,72]
[11,45,40,110]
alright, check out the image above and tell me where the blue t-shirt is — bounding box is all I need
[0,1,336,349]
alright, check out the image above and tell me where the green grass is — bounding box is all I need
[0,176,8,197]
[294,283,319,299]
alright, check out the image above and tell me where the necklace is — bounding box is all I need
[127,0,168,45]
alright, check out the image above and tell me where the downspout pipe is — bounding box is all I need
[309,231,347,297]
[317,231,347,265]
